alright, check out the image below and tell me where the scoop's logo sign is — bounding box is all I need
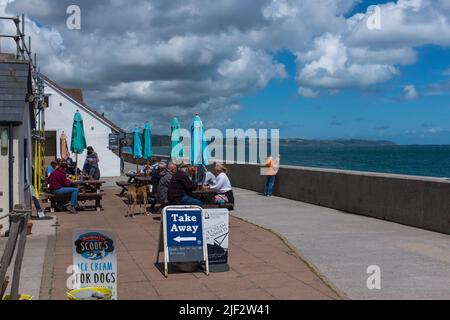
[75,232,114,260]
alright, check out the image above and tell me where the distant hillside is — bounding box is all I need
[127,133,396,147]
[152,135,171,146]
[280,139,397,147]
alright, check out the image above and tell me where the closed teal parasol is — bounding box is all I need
[190,115,208,165]
[132,126,143,172]
[143,122,152,160]
[70,110,87,172]
[70,111,87,154]
[171,117,184,161]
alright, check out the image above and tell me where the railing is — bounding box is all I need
[0,205,31,300]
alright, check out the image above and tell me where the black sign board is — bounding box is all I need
[108,133,119,150]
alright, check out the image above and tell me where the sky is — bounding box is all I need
[1,0,450,144]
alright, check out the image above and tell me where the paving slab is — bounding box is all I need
[0,214,56,299]
[47,188,341,300]
[232,187,450,300]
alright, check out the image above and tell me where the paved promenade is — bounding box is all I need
[0,216,55,299]
[233,188,450,300]
[48,187,340,300]
[5,181,448,299]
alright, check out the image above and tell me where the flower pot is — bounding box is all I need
[27,222,33,235]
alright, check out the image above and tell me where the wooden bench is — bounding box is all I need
[116,181,131,196]
[42,192,106,212]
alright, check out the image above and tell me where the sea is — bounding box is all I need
[148,145,450,179]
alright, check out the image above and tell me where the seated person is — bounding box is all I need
[150,162,165,193]
[211,163,234,204]
[187,165,197,181]
[150,157,161,170]
[204,169,216,187]
[86,146,99,162]
[66,156,74,166]
[48,162,80,214]
[66,156,76,175]
[85,158,101,180]
[156,162,177,205]
[46,161,57,177]
[195,164,207,185]
[167,165,203,206]
[83,146,99,173]
[140,160,152,175]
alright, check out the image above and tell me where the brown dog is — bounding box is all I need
[126,184,150,218]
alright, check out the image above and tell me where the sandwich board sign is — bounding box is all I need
[157,206,209,277]
[72,230,117,299]
[204,208,230,272]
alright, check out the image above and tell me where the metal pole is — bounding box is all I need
[8,125,14,235]
[15,16,19,58]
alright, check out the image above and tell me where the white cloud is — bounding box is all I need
[296,33,399,94]
[298,87,319,98]
[404,85,419,100]
[2,0,450,125]
[348,0,450,48]
[294,0,450,98]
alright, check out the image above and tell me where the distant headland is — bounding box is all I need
[145,135,397,147]
[279,138,397,147]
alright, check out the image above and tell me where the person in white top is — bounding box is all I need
[204,170,216,187]
[211,163,234,204]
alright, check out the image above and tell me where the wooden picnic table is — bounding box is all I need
[192,187,235,210]
[72,179,105,186]
[192,187,216,204]
[42,180,106,213]
[125,172,136,183]
[134,176,153,184]
[116,173,139,196]
[72,180,105,193]
[117,174,154,197]
[126,172,150,182]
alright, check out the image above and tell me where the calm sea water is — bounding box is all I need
[151,145,450,178]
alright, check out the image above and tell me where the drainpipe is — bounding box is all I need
[8,124,14,214]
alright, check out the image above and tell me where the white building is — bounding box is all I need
[42,75,124,177]
[0,56,34,236]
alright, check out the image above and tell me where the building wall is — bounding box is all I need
[15,109,32,206]
[0,110,32,235]
[224,163,450,235]
[44,85,121,177]
[0,126,10,235]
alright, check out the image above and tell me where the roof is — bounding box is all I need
[0,60,32,125]
[64,88,84,104]
[41,74,125,133]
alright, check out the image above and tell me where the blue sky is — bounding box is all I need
[230,0,450,144]
[236,45,450,144]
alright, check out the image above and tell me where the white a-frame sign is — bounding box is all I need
[156,205,209,277]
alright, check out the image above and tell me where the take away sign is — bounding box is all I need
[161,206,209,276]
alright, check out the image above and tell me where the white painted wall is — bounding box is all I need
[43,82,121,177]
[0,108,32,236]
[0,126,10,235]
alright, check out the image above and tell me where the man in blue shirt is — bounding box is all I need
[46,161,57,177]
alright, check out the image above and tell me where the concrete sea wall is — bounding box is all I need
[122,153,450,234]
[224,163,450,235]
